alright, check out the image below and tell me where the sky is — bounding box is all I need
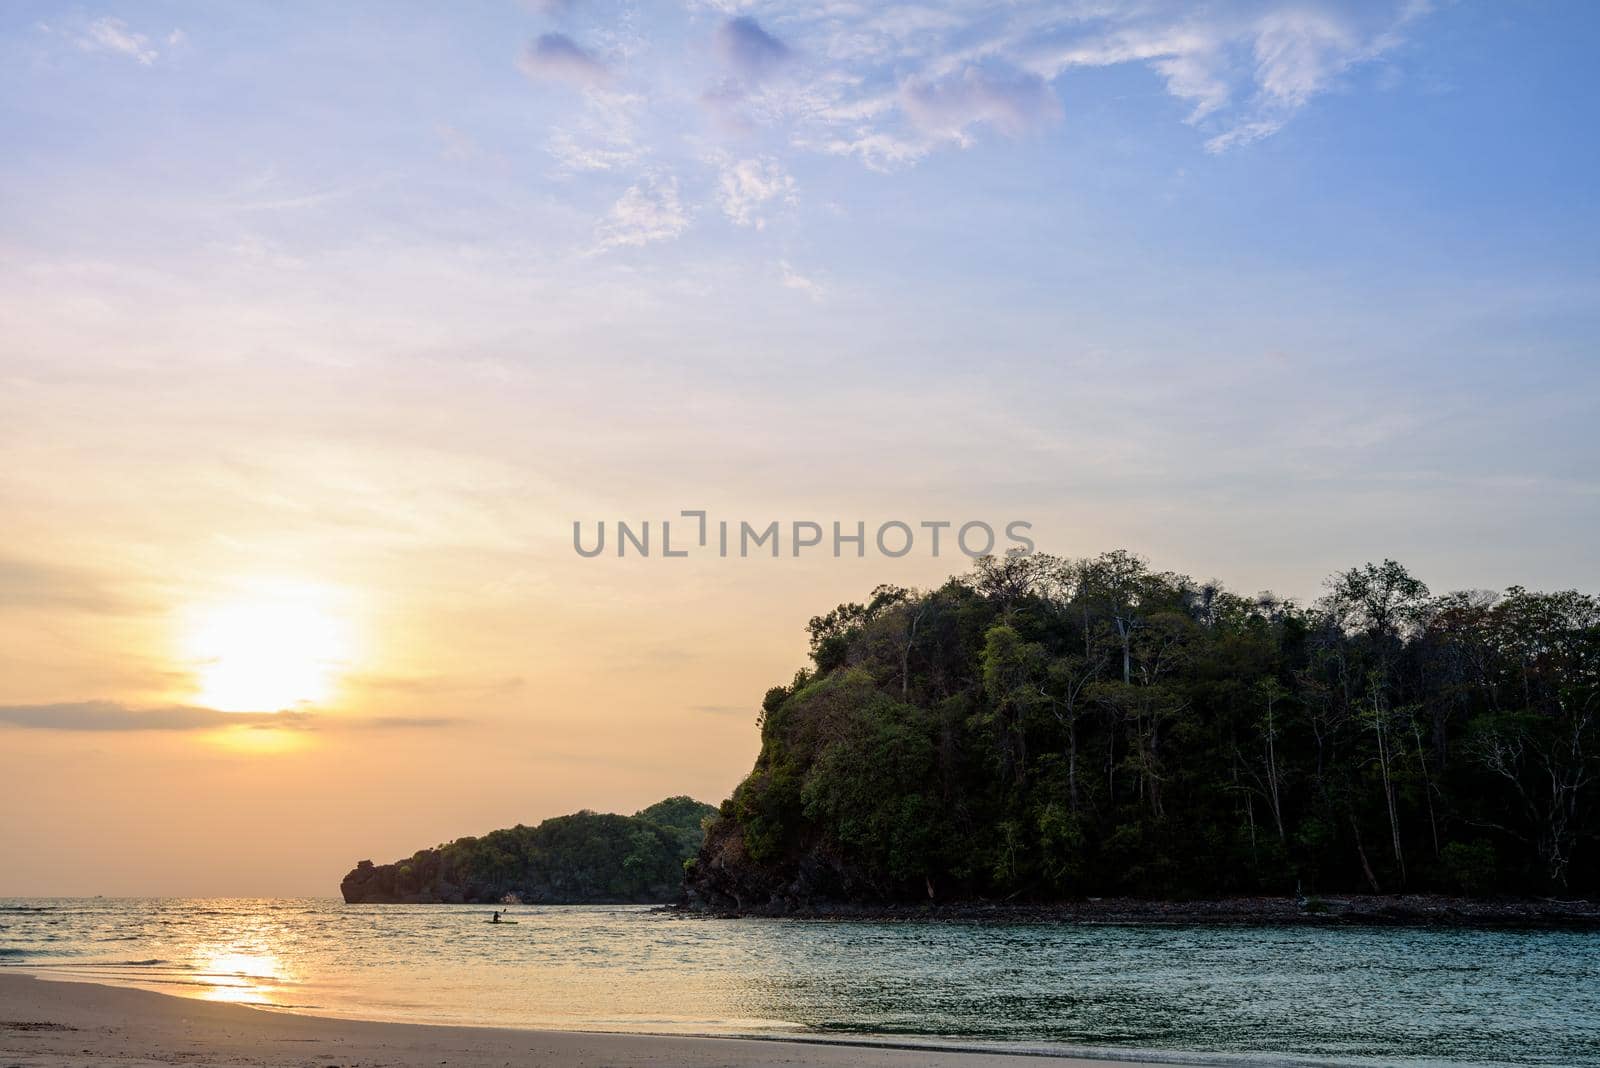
[1,1,1597,896]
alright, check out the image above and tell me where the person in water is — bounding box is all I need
[491,910,501,923]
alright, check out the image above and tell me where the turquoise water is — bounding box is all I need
[2,899,1598,1066]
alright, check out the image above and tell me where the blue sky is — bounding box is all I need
[1,2,1598,891]
[3,0,1597,626]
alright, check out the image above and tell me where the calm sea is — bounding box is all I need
[2,898,1597,1066]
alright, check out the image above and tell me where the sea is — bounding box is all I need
[2,898,1597,1066]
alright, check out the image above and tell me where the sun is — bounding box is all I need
[182,585,354,712]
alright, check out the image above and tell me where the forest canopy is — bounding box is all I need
[341,796,716,904]
[687,552,1600,908]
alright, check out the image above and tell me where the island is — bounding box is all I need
[685,551,1600,914]
[341,796,715,904]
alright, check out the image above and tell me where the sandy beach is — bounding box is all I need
[0,974,1181,1068]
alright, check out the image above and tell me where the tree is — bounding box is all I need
[689,552,1600,907]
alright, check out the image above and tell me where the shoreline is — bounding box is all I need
[0,973,1222,1068]
[669,893,1600,928]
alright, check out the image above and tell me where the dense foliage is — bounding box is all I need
[688,553,1600,907]
[341,797,716,904]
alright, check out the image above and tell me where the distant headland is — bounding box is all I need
[340,796,715,904]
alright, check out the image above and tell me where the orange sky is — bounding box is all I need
[5,2,1598,896]
[2,226,1589,896]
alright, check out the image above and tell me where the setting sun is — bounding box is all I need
[182,587,354,712]
[3,5,1598,1068]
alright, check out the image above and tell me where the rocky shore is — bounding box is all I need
[672,894,1600,928]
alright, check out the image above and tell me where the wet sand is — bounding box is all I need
[0,973,1179,1067]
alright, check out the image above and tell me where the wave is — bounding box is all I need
[0,957,169,968]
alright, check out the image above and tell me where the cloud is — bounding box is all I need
[1192,5,1421,151]
[359,716,465,730]
[517,3,1435,225]
[0,557,139,615]
[549,130,638,172]
[779,260,825,300]
[717,157,796,228]
[545,78,646,173]
[0,702,295,732]
[1150,50,1233,124]
[814,131,931,173]
[520,33,609,87]
[594,175,690,250]
[715,16,791,82]
[350,673,525,697]
[0,701,464,732]
[1013,2,1430,153]
[699,78,758,135]
[786,2,1423,160]
[689,704,749,716]
[901,64,1063,140]
[74,17,159,65]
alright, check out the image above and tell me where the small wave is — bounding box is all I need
[0,947,37,957]
[1,958,169,969]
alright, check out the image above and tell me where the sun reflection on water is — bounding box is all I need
[193,947,289,1005]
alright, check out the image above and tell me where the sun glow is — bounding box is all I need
[195,947,289,1004]
[183,585,355,712]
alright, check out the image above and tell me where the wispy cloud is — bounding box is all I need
[553,2,1424,161]
[0,557,141,615]
[0,702,465,732]
[800,1,1425,161]
[349,673,525,697]
[715,17,792,83]
[549,127,641,172]
[594,174,689,250]
[779,260,824,300]
[546,88,646,173]
[520,32,610,87]
[0,702,294,732]
[521,1,1432,246]
[74,17,161,65]
[901,63,1063,141]
[716,157,796,228]
[358,716,465,730]
[689,703,750,716]
[1194,3,1432,151]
